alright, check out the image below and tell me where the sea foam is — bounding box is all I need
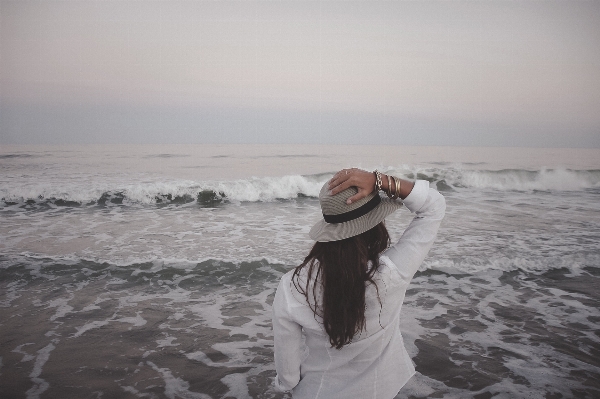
[1,168,598,207]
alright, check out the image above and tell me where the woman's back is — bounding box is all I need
[273,174,446,398]
[275,256,414,399]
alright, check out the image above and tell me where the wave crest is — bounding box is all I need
[395,167,600,192]
[0,174,327,207]
[2,168,598,208]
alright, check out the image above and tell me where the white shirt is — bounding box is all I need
[272,180,446,399]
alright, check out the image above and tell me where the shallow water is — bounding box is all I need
[1,144,599,398]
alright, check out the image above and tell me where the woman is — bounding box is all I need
[272,168,446,398]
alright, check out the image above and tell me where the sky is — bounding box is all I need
[1,0,599,147]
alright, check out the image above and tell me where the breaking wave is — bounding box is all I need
[1,168,599,208]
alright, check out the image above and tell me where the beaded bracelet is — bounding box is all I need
[373,170,382,192]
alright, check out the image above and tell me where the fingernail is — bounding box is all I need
[347,199,352,204]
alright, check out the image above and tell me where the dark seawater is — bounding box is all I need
[0,258,285,399]
[1,257,598,398]
[1,145,600,398]
[403,268,600,399]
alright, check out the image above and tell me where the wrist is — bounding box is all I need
[373,170,383,192]
[380,173,389,192]
[373,171,408,200]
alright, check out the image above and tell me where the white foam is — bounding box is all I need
[26,341,56,399]
[120,385,146,397]
[212,175,324,202]
[0,280,25,307]
[4,166,595,207]
[12,343,36,363]
[421,252,600,275]
[220,373,251,399]
[72,320,110,338]
[398,372,444,399]
[385,165,600,192]
[147,361,212,399]
[457,168,600,191]
[47,295,74,321]
[401,268,600,398]
[156,335,179,348]
[115,312,147,328]
[0,173,328,205]
[185,350,231,368]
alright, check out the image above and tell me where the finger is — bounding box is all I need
[330,179,354,196]
[328,175,341,189]
[328,172,350,189]
[328,170,344,185]
[332,168,353,180]
[329,168,361,190]
[346,189,368,204]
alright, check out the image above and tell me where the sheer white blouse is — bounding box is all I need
[272,180,446,399]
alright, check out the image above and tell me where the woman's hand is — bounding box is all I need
[328,168,375,204]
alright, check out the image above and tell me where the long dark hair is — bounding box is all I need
[292,222,390,349]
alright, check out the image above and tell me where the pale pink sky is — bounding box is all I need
[1,0,599,146]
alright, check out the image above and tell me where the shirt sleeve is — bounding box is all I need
[272,274,303,392]
[383,180,446,282]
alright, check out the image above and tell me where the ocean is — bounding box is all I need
[1,144,599,399]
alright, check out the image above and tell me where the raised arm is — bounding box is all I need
[383,180,445,281]
[329,168,445,281]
